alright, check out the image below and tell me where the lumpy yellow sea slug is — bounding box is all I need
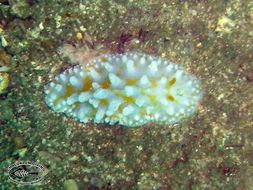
[44,52,203,127]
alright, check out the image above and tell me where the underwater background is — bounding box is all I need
[0,0,253,189]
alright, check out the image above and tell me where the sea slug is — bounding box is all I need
[44,52,203,127]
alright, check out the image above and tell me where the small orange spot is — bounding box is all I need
[100,99,108,105]
[123,96,135,104]
[53,85,77,105]
[166,94,175,102]
[64,85,77,98]
[126,79,137,85]
[166,78,176,88]
[100,81,110,89]
[82,77,92,91]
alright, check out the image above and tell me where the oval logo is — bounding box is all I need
[7,161,48,185]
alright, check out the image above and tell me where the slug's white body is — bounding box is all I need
[44,52,202,127]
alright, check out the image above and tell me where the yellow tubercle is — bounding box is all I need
[123,96,135,104]
[53,85,77,105]
[81,77,92,92]
[100,77,110,89]
[64,85,77,98]
[53,76,93,106]
[166,78,176,88]
[166,93,175,102]
[116,96,136,114]
[100,99,108,105]
[126,79,137,85]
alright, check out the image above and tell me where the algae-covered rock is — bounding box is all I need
[64,179,79,190]
[0,73,9,94]
[38,151,61,169]
[13,136,25,149]
[9,0,31,19]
